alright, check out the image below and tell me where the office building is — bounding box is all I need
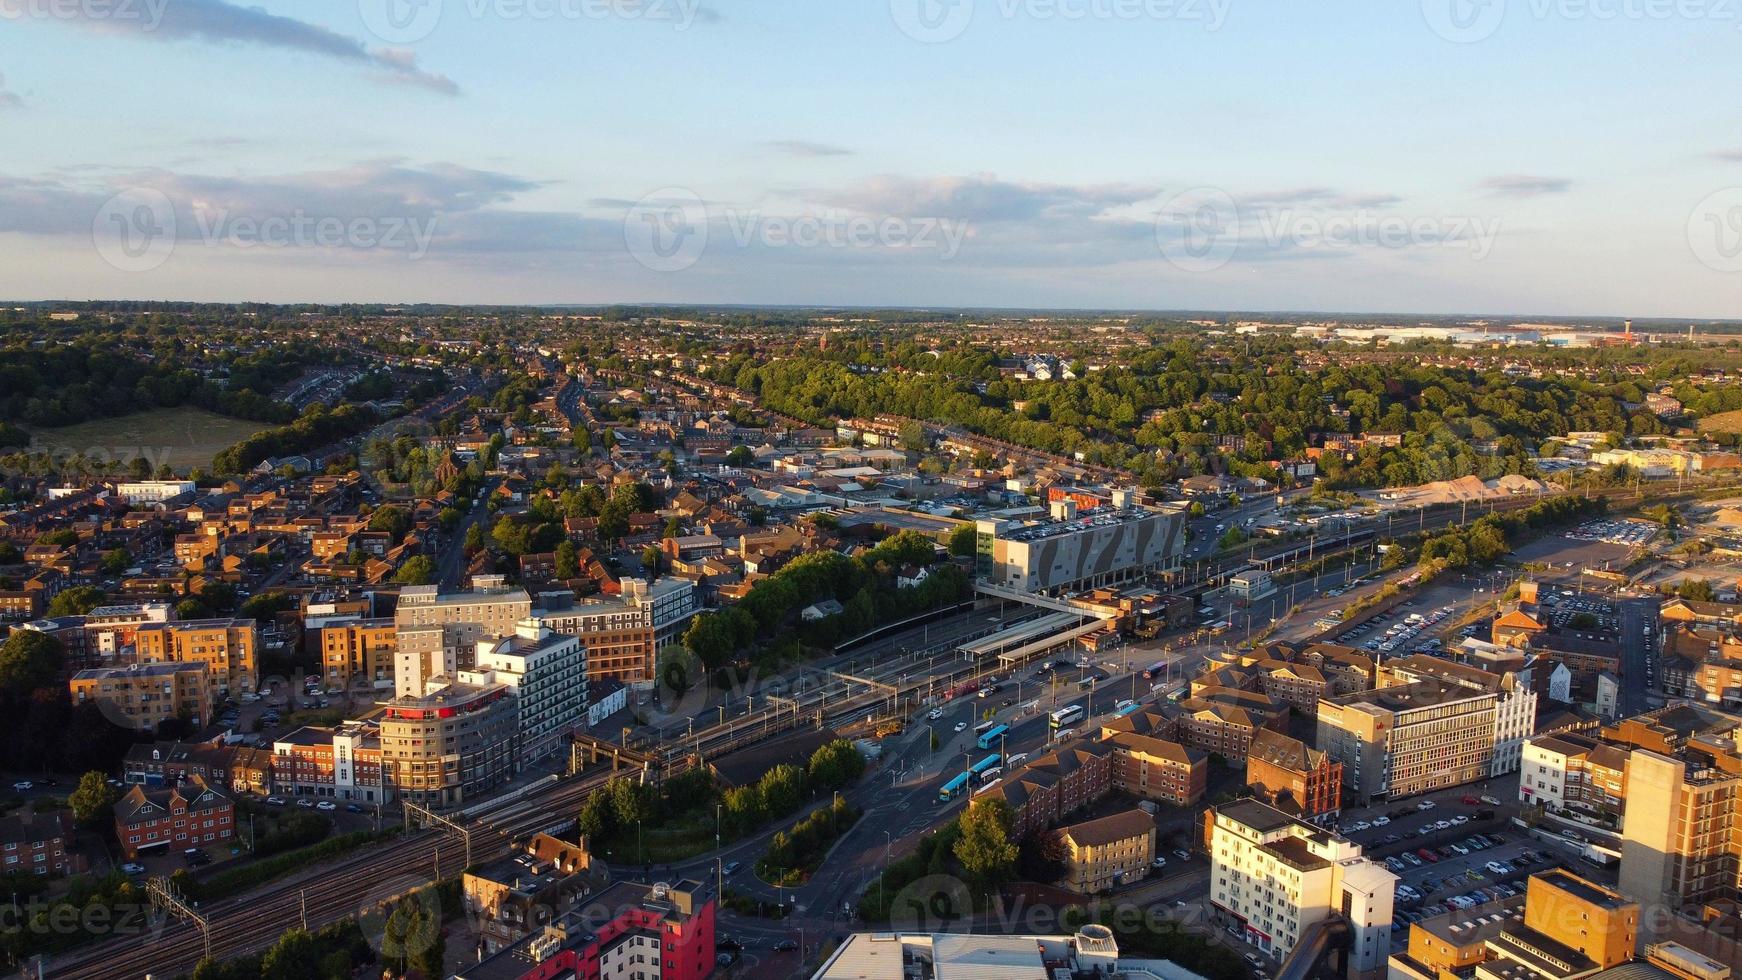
[1246,729,1342,821]
[536,577,698,685]
[393,578,532,686]
[1388,871,1639,980]
[1381,654,1537,775]
[1317,680,1497,803]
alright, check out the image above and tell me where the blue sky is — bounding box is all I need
[2,0,1739,315]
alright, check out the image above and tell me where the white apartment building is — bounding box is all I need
[114,480,196,505]
[461,619,587,767]
[1209,798,1396,972]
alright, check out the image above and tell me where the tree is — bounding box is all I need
[464,522,486,555]
[260,928,322,980]
[0,630,63,695]
[46,585,105,617]
[757,763,806,816]
[572,427,592,454]
[69,770,120,827]
[954,798,1019,889]
[807,740,866,791]
[641,545,663,577]
[100,548,131,576]
[394,556,436,586]
[578,786,617,841]
[948,523,977,558]
[609,777,655,827]
[367,504,410,543]
[554,540,580,579]
[1678,578,1718,602]
[726,445,754,467]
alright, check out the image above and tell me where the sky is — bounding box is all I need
[1,0,1740,316]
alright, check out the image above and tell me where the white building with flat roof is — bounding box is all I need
[462,619,587,767]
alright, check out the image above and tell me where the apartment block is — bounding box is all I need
[457,880,716,980]
[315,617,398,691]
[461,620,588,767]
[991,742,1114,841]
[393,579,532,682]
[1208,798,1396,971]
[1053,808,1156,895]
[1518,732,1628,821]
[114,776,235,859]
[1618,742,1742,928]
[70,662,213,731]
[134,618,259,696]
[272,721,389,804]
[537,577,699,684]
[378,677,518,810]
[1102,730,1207,806]
[1317,680,1498,803]
[0,809,84,877]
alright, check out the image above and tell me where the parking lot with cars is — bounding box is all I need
[1330,602,1459,656]
[1324,777,1555,942]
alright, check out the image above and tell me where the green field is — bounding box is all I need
[27,407,272,472]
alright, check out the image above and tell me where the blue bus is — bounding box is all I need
[1114,702,1144,718]
[938,772,970,803]
[970,754,1002,782]
[976,724,1010,752]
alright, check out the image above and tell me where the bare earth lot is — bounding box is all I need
[1508,535,1633,571]
[26,407,270,471]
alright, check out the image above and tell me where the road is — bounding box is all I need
[1616,596,1658,716]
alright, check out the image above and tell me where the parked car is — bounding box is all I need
[120,863,146,876]
[316,800,337,811]
[266,796,286,806]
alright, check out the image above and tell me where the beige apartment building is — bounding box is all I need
[378,678,518,810]
[315,617,398,690]
[1619,745,1742,928]
[1053,808,1155,895]
[134,618,259,696]
[1317,681,1497,803]
[70,662,213,731]
[393,580,531,696]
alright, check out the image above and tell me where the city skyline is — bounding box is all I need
[1,0,1740,314]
